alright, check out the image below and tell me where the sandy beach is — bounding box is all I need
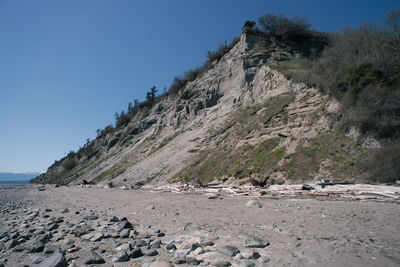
[0,184,399,266]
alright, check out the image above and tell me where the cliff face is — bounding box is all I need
[32,33,371,186]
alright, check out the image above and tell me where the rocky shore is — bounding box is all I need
[0,184,399,266]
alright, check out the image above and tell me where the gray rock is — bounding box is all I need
[241,250,260,259]
[217,245,240,257]
[37,253,68,267]
[46,223,58,231]
[244,235,270,248]
[108,216,119,222]
[117,217,133,231]
[112,251,130,262]
[186,257,200,265]
[135,239,147,247]
[166,243,176,250]
[144,248,158,256]
[91,232,104,242]
[130,248,143,258]
[259,256,271,263]
[171,255,186,264]
[83,215,98,220]
[246,200,262,208]
[150,239,162,249]
[149,260,173,267]
[119,228,130,238]
[29,241,45,253]
[33,257,45,264]
[213,261,231,267]
[239,259,255,267]
[8,239,18,249]
[83,252,105,264]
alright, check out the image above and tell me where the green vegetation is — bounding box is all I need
[284,129,364,182]
[249,9,400,183]
[63,156,77,171]
[92,158,135,183]
[173,95,294,184]
[172,138,285,184]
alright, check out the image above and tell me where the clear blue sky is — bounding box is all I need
[0,0,399,173]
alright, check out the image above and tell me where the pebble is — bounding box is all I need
[117,217,133,231]
[166,243,176,250]
[144,248,158,256]
[218,245,240,257]
[246,200,262,208]
[213,261,231,267]
[241,250,260,259]
[149,260,173,267]
[244,235,270,248]
[130,248,144,258]
[83,252,105,264]
[238,259,255,267]
[29,241,45,253]
[37,252,68,267]
[112,251,130,262]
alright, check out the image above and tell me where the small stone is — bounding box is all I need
[130,248,143,258]
[217,245,240,257]
[117,217,133,231]
[234,253,243,260]
[166,243,176,250]
[150,239,162,249]
[44,244,58,254]
[37,252,68,267]
[185,257,200,265]
[90,232,104,242]
[119,228,131,238]
[213,261,231,267]
[241,250,260,259]
[83,215,98,221]
[8,239,18,249]
[171,255,186,264]
[46,223,58,231]
[259,256,271,263]
[192,247,204,255]
[244,235,269,248]
[112,251,130,262]
[66,246,80,253]
[144,248,158,256]
[83,252,105,264]
[135,239,147,247]
[81,233,94,240]
[149,260,173,267]
[61,208,69,213]
[13,244,25,252]
[239,259,255,267]
[157,232,165,237]
[246,200,262,208]
[109,216,119,222]
[202,241,214,247]
[33,257,44,264]
[29,241,45,253]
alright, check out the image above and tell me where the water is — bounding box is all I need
[0,180,30,185]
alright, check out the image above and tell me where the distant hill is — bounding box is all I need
[0,172,40,181]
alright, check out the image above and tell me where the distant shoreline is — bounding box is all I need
[0,180,30,185]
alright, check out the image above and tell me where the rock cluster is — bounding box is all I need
[0,205,271,266]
